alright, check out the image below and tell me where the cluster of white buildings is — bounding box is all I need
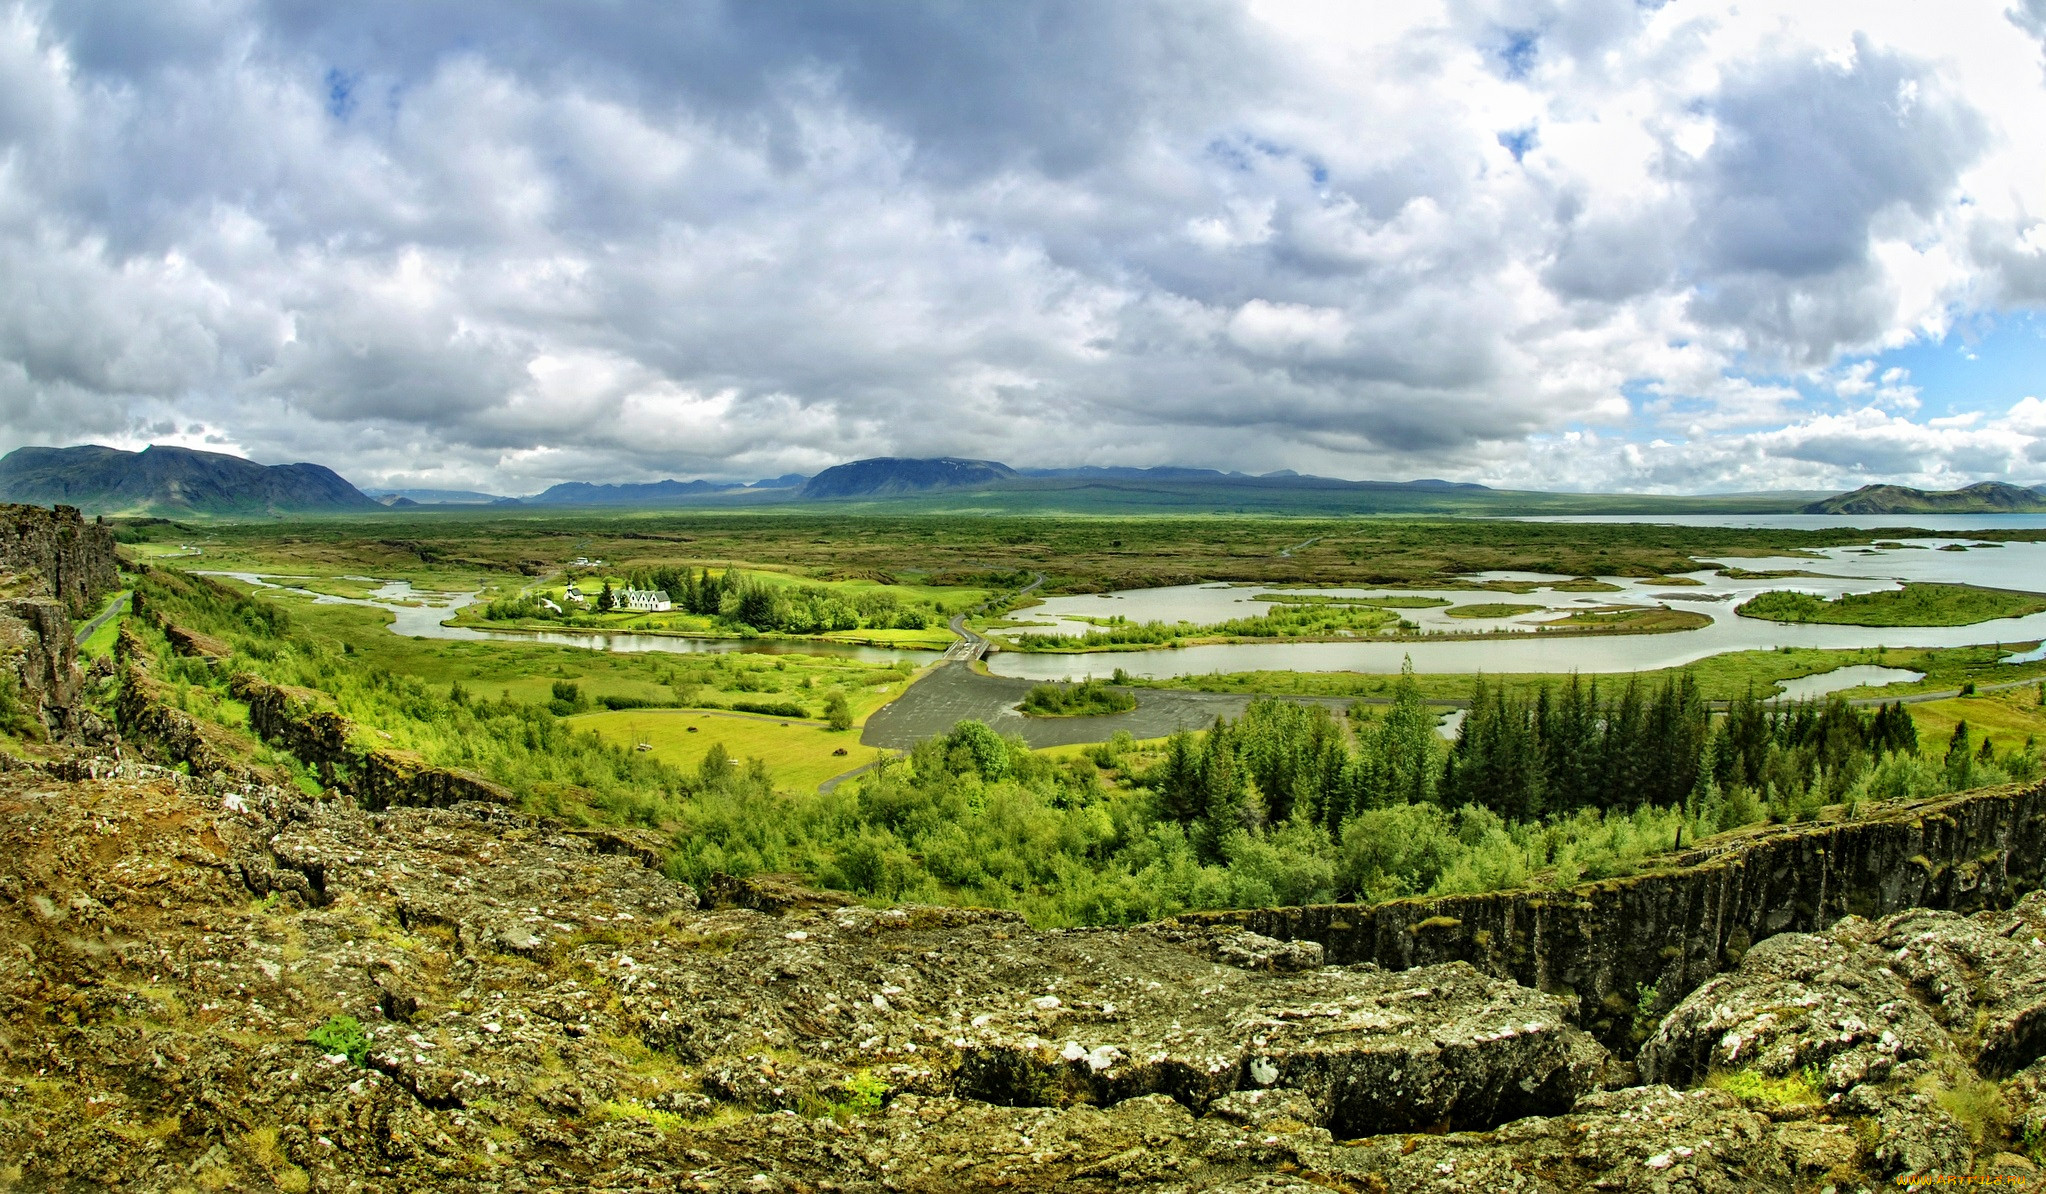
[559,581,670,612]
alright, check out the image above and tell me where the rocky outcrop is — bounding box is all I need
[162,621,230,659]
[111,626,269,782]
[1179,779,2046,1051]
[227,671,515,809]
[0,504,120,740]
[1637,897,2046,1178]
[0,501,119,615]
[356,746,517,811]
[0,598,83,740]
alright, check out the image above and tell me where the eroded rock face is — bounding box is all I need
[1184,779,2046,1051]
[0,502,119,615]
[0,598,82,738]
[1640,894,2046,1180]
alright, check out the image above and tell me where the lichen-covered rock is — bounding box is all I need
[163,621,231,659]
[1326,1085,1849,1192]
[0,502,119,615]
[1639,896,2046,1180]
[1184,779,2046,1052]
[0,598,81,738]
[1864,898,2046,1077]
[1637,926,1946,1091]
[952,953,1601,1136]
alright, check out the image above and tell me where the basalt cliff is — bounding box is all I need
[7,509,2046,1189]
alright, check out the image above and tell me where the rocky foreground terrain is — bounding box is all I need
[3,752,2046,1192]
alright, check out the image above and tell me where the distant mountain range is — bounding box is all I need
[1800,482,2046,515]
[0,444,378,515]
[5,443,2040,518]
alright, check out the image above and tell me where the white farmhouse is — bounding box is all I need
[619,588,672,612]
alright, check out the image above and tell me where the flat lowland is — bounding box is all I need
[570,708,877,792]
[123,507,2046,601]
[210,589,923,719]
[1737,582,2046,627]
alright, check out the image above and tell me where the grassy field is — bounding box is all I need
[1737,583,2046,627]
[1907,687,2046,755]
[74,590,130,660]
[1445,602,1543,619]
[567,708,881,792]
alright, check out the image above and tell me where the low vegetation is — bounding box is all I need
[1020,679,1137,717]
[1006,601,1408,649]
[1737,582,2046,627]
[1444,602,1543,619]
[118,507,2046,602]
[1123,642,2046,703]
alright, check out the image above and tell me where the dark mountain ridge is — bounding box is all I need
[800,457,1018,498]
[0,444,378,515]
[1802,481,2046,515]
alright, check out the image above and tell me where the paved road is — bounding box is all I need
[73,591,129,644]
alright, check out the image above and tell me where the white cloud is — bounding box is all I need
[0,1,2038,492]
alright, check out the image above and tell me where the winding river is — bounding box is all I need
[980,538,2046,681]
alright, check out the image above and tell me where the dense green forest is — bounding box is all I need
[129,567,2039,927]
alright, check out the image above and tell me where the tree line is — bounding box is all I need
[1140,664,1964,870]
[487,566,934,634]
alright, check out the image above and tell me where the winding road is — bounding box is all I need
[73,591,129,644]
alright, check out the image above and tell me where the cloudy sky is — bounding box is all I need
[2,1,2045,494]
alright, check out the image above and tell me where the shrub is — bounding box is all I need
[732,700,808,719]
[308,1014,370,1066]
[1021,679,1136,717]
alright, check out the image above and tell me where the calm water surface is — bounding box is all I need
[983,539,2046,680]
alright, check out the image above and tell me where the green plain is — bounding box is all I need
[1737,582,2046,627]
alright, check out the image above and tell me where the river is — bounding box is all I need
[202,533,2046,693]
[197,573,926,665]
